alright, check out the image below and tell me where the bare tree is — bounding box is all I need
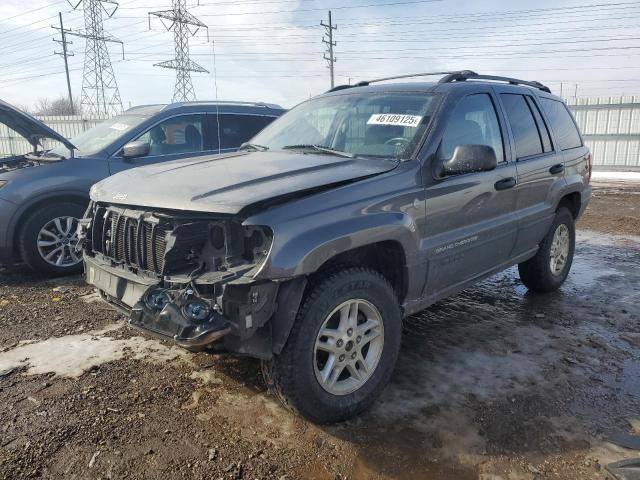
[34,97,81,116]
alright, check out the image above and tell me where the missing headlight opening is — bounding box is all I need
[80,202,276,351]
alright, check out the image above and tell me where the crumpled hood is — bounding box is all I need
[91,150,398,214]
[0,99,75,151]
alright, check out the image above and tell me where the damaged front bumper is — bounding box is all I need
[84,255,278,351]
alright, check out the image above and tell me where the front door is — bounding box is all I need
[422,92,519,300]
[108,113,213,174]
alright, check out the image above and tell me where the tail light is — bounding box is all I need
[586,152,592,183]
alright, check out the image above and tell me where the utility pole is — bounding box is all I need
[53,12,75,115]
[68,0,124,116]
[149,0,209,102]
[574,83,579,98]
[321,10,337,89]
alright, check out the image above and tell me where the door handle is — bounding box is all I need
[494,177,516,191]
[549,163,565,175]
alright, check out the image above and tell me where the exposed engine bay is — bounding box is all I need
[0,152,63,173]
[79,202,280,353]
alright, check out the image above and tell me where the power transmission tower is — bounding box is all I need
[149,0,209,102]
[52,12,75,114]
[321,10,337,89]
[68,0,124,116]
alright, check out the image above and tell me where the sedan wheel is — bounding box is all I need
[37,216,81,267]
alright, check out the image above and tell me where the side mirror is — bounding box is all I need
[435,144,497,178]
[121,141,150,160]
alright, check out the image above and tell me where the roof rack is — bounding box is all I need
[355,70,477,87]
[439,72,551,93]
[325,70,476,93]
[326,70,551,94]
[164,101,284,110]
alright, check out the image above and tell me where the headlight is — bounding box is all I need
[0,180,7,189]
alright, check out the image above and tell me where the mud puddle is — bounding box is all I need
[1,230,639,479]
[327,230,640,479]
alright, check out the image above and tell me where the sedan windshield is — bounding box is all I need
[251,92,437,160]
[49,114,151,157]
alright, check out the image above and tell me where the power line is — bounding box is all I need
[149,0,209,102]
[69,0,124,115]
[321,10,337,89]
[52,12,76,114]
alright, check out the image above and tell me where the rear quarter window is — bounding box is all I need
[539,98,582,150]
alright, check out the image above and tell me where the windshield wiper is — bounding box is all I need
[282,144,354,158]
[239,142,269,152]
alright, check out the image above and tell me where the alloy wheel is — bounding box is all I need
[313,299,385,396]
[549,223,570,275]
[36,216,81,268]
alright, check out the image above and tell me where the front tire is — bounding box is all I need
[518,207,575,292]
[19,202,86,276]
[263,267,402,424]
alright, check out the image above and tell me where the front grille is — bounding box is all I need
[90,205,168,274]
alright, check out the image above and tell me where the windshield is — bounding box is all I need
[251,92,437,159]
[49,114,151,157]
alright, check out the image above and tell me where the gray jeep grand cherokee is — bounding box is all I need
[81,71,592,423]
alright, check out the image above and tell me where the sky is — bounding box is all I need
[2,0,640,112]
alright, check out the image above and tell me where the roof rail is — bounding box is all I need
[439,72,551,93]
[163,100,284,110]
[326,84,354,93]
[354,70,477,87]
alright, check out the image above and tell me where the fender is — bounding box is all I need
[251,210,420,280]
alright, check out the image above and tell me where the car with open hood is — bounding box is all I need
[0,100,284,275]
[80,71,592,423]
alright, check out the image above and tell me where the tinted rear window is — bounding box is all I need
[501,94,543,159]
[539,98,582,150]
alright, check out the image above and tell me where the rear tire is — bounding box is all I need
[262,267,402,424]
[518,207,575,293]
[19,202,86,276]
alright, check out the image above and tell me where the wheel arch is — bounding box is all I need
[556,190,581,219]
[269,240,408,357]
[11,192,88,253]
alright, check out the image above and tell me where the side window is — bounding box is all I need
[500,94,543,159]
[218,114,273,150]
[134,114,205,156]
[439,93,504,163]
[539,98,582,150]
[526,96,553,153]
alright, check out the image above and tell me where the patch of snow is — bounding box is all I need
[591,171,640,182]
[0,324,189,378]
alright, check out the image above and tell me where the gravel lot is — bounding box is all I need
[1,180,639,480]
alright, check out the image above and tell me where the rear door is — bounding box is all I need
[422,91,519,298]
[496,89,562,255]
[109,113,214,174]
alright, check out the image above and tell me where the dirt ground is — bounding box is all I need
[1,180,639,480]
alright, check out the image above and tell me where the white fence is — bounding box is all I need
[566,96,640,171]
[1,99,639,170]
[0,115,109,157]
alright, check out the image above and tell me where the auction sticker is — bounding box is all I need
[367,114,422,127]
[109,122,130,131]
